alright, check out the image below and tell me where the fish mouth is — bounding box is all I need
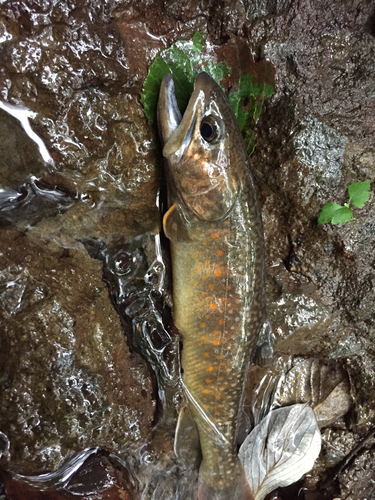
[158,73,211,158]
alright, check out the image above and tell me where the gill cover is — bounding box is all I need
[158,72,240,222]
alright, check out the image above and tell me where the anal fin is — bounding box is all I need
[174,406,201,470]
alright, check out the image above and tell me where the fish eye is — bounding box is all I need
[200,116,219,143]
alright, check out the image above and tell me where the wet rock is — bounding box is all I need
[339,447,375,500]
[275,358,352,427]
[254,1,375,147]
[0,108,47,187]
[244,358,352,432]
[0,449,136,500]
[0,229,154,473]
[321,429,357,467]
[0,1,374,499]
[0,3,161,246]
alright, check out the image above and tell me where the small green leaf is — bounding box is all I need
[331,206,354,225]
[192,31,205,52]
[318,203,343,225]
[348,180,371,208]
[318,203,354,225]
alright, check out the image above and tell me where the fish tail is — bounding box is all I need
[198,479,254,500]
[197,459,254,500]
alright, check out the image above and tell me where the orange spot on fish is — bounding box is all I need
[196,341,202,347]
[206,366,214,372]
[220,362,226,367]
[197,249,202,254]
[196,265,201,271]
[211,233,219,239]
[218,376,223,381]
[204,259,210,265]
[201,322,207,328]
[213,339,222,346]
[205,314,209,319]
[224,285,232,290]
[204,404,210,409]
[202,275,208,280]
[209,302,217,309]
[216,249,223,256]
[221,297,227,302]
[219,318,225,325]
[201,335,206,340]
[203,352,209,357]
[205,379,212,384]
[215,395,221,400]
[203,389,210,394]
[213,330,220,335]
[201,291,207,297]
[202,241,207,246]
[224,221,230,225]
[215,269,222,277]
[194,282,198,287]
[215,411,221,416]
[208,283,214,291]
[216,354,224,359]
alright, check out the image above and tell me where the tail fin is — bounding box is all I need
[197,456,254,500]
[198,477,254,500]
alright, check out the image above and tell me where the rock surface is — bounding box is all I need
[0,1,374,499]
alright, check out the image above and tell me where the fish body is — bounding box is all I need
[158,72,267,500]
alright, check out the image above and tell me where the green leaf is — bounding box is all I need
[140,56,171,125]
[331,206,354,225]
[318,203,354,225]
[347,180,371,208]
[141,32,274,156]
[318,203,343,225]
[141,33,229,125]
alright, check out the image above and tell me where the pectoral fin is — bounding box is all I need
[163,204,191,242]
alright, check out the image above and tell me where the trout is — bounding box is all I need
[158,72,267,500]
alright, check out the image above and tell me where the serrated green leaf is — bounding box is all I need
[318,202,343,225]
[348,180,371,208]
[141,33,229,125]
[318,203,354,225]
[227,74,274,155]
[192,31,205,52]
[141,32,274,155]
[331,206,354,225]
[140,56,171,124]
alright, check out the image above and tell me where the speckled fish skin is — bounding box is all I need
[158,72,266,500]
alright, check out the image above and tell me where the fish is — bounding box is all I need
[157,72,268,500]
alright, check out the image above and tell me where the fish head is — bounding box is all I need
[158,72,245,222]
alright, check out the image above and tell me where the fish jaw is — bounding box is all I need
[157,74,181,144]
[158,72,240,222]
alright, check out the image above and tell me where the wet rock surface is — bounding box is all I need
[0,0,374,499]
[0,229,154,473]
